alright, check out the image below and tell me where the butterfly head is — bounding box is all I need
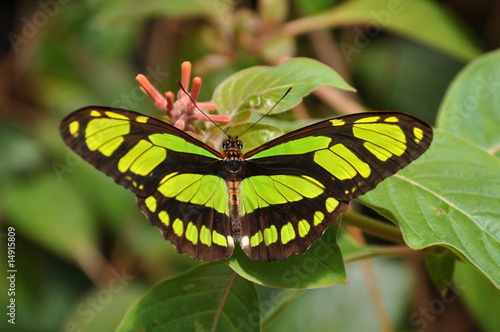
[222,136,243,153]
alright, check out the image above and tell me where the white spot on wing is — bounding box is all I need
[227,236,237,248]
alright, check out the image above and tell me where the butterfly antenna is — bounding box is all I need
[237,87,292,138]
[177,81,229,136]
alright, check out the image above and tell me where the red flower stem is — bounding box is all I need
[189,77,202,106]
[136,74,167,110]
[179,62,192,98]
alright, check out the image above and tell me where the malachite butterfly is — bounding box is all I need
[60,106,433,261]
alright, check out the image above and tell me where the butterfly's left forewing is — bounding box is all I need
[59,107,234,261]
[239,112,433,260]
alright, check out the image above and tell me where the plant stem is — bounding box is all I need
[344,246,423,264]
[341,211,405,244]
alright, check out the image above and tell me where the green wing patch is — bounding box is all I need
[60,107,433,261]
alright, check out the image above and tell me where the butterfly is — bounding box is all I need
[59,106,432,261]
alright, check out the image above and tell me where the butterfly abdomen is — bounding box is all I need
[227,179,242,242]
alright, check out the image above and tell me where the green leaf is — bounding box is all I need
[287,0,481,61]
[213,57,354,115]
[117,262,260,332]
[263,259,414,331]
[424,248,456,295]
[228,225,347,289]
[455,261,500,332]
[228,123,284,153]
[359,50,500,288]
[437,50,500,154]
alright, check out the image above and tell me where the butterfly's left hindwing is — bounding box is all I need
[238,112,433,260]
[59,107,234,261]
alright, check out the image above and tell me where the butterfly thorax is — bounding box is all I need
[222,137,244,173]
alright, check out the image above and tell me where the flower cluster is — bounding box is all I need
[136,61,230,134]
